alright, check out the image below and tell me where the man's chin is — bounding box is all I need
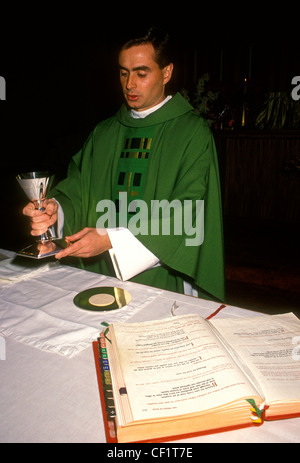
[125,95,143,111]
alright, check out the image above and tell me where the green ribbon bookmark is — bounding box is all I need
[246,398,264,424]
[101,321,111,344]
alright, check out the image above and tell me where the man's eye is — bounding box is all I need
[137,73,147,78]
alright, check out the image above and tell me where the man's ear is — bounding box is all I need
[163,63,174,85]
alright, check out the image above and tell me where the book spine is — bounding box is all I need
[98,333,116,420]
[93,335,118,443]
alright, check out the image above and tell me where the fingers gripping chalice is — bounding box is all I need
[16,172,63,258]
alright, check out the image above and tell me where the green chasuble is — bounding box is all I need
[50,93,225,302]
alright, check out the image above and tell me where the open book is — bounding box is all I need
[92,312,300,443]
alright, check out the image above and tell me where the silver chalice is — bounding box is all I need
[16,171,63,258]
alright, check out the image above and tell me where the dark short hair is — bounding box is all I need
[120,26,173,69]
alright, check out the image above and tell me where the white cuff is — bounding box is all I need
[107,228,160,281]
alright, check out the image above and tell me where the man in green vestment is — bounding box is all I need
[23,27,225,302]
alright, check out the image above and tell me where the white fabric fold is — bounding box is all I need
[0,252,57,285]
[0,250,162,358]
[0,306,99,357]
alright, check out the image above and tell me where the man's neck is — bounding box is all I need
[130,95,172,119]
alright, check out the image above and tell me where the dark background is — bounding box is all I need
[0,11,299,310]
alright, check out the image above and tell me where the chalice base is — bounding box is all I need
[17,239,64,259]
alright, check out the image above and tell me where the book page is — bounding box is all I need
[111,314,260,422]
[211,313,300,404]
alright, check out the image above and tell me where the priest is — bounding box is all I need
[23,27,225,302]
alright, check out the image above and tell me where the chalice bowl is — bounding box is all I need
[16,171,63,258]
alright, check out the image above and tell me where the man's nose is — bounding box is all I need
[126,73,136,90]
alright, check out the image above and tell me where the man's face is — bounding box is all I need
[119,43,173,112]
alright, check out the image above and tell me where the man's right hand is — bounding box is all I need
[23,198,58,237]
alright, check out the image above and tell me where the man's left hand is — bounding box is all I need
[55,227,112,259]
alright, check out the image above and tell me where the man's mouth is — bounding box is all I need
[126,94,140,102]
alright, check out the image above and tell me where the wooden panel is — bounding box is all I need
[215,131,300,222]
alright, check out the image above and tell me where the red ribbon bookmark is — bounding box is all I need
[206,304,227,320]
